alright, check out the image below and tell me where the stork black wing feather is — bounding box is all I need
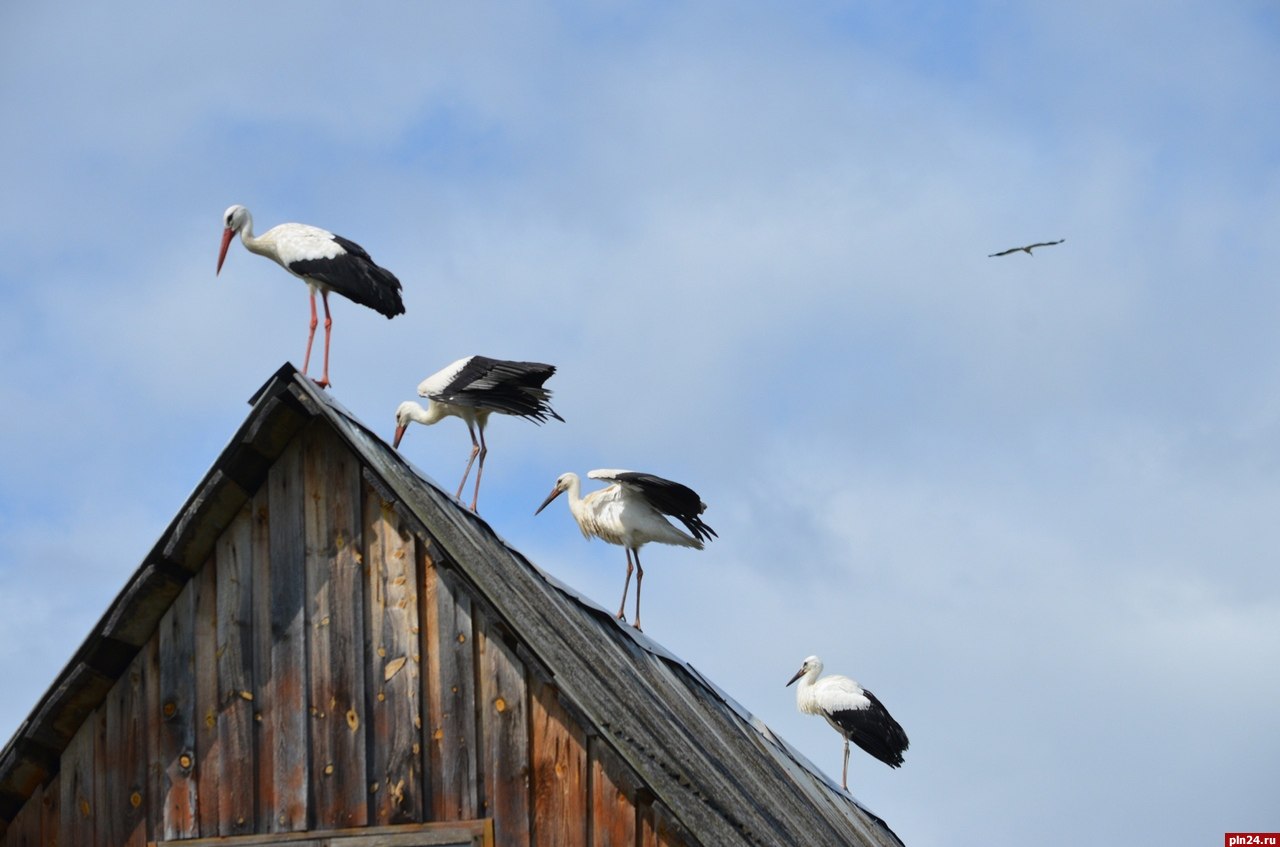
[288,234,405,318]
[829,688,909,768]
[614,472,718,543]
[436,356,564,423]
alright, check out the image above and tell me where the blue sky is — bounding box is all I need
[3,2,1279,845]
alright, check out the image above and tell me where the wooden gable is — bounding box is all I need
[2,418,686,846]
[0,366,904,847]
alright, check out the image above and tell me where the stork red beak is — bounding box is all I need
[786,667,805,687]
[393,424,407,450]
[216,227,235,275]
[534,486,563,516]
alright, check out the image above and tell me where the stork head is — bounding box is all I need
[217,204,251,275]
[534,472,575,515]
[786,655,823,687]
[392,401,422,449]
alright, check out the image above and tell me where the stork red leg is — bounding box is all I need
[302,290,319,378]
[457,421,481,501]
[633,548,645,630]
[617,549,635,621]
[469,425,488,512]
[315,290,333,388]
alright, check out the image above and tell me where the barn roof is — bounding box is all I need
[0,363,905,846]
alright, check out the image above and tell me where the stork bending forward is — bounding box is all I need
[394,355,563,512]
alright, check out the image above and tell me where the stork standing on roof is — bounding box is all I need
[216,204,405,388]
[535,470,716,630]
[394,355,563,512]
[787,655,908,791]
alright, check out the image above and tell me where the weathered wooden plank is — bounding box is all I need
[635,795,690,847]
[146,818,492,846]
[303,424,368,829]
[163,469,251,574]
[362,485,423,824]
[191,557,219,837]
[141,633,162,845]
[5,781,40,847]
[249,487,275,833]
[589,739,637,847]
[154,581,198,839]
[40,772,59,847]
[28,662,115,752]
[422,556,478,822]
[0,740,57,824]
[216,504,256,835]
[476,613,530,847]
[102,651,149,847]
[530,680,588,847]
[266,435,309,832]
[59,707,96,847]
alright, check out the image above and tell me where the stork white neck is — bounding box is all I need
[792,657,826,716]
[557,473,594,532]
[222,204,271,260]
[396,400,448,428]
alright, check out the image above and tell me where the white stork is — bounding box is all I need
[394,355,563,512]
[216,204,405,388]
[988,238,1064,257]
[534,469,716,629]
[787,655,908,791]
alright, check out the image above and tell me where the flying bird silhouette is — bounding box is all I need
[988,238,1064,257]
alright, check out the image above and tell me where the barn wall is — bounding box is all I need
[0,420,685,847]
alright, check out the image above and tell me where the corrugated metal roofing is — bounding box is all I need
[0,364,905,846]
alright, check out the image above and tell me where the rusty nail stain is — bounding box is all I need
[162,701,177,718]
[130,792,142,808]
[494,697,507,713]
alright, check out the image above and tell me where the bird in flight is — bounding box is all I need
[988,238,1064,257]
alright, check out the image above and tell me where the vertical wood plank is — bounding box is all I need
[652,802,686,847]
[59,707,96,847]
[422,556,478,822]
[363,486,424,824]
[141,633,161,846]
[530,680,588,847]
[249,487,275,833]
[216,504,256,835]
[191,557,219,837]
[102,651,148,847]
[304,425,368,829]
[589,740,637,847]
[5,782,41,847]
[266,436,309,831]
[155,582,198,839]
[41,772,60,847]
[477,613,531,847]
